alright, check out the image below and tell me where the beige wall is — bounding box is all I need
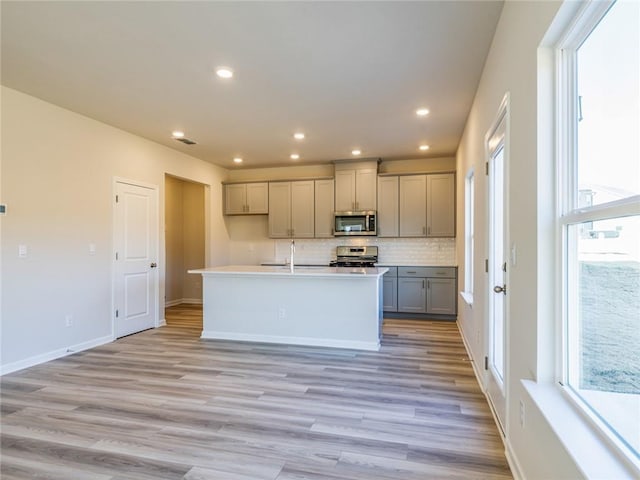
[1,86,229,370]
[226,157,455,183]
[378,157,455,174]
[182,180,205,300]
[165,176,185,303]
[226,163,334,183]
[165,175,205,304]
[455,1,585,478]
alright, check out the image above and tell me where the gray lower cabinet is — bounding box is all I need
[382,267,398,312]
[398,276,427,313]
[397,266,457,315]
[426,277,456,315]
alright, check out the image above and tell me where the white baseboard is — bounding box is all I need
[181,298,202,305]
[158,318,167,327]
[0,334,113,376]
[201,330,380,351]
[456,322,525,478]
[456,322,486,392]
[165,298,202,307]
[505,439,525,480]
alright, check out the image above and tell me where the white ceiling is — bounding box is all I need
[1,1,503,169]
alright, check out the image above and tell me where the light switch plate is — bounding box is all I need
[18,244,28,258]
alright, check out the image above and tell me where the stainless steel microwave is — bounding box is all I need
[334,211,377,236]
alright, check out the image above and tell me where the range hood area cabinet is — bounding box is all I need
[382,173,455,238]
[224,182,269,215]
[377,176,399,237]
[314,179,335,238]
[268,181,315,238]
[334,161,378,211]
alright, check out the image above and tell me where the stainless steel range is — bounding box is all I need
[330,246,378,267]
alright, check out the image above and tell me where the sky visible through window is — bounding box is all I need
[572,0,639,460]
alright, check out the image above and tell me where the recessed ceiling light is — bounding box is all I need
[419,144,430,151]
[290,154,300,160]
[293,132,305,140]
[216,67,234,79]
[233,157,243,164]
[172,130,185,138]
[416,108,430,117]
[351,149,361,156]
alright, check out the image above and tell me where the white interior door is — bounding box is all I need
[114,181,158,338]
[486,106,508,433]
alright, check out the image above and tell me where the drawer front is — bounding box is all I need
[422,267,456,278]
[382,266,397,277]
[398,266,429,277]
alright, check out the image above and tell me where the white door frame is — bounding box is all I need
[484,93,510,434]
[112,177,160,339]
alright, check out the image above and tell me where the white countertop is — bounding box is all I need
[189,265,388,277]
[376,263,458,267]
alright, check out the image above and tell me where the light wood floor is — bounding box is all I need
[1,305,512,479]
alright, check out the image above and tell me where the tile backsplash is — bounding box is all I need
[273,237,456,266]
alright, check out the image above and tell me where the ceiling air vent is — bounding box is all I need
[175,137,196,145]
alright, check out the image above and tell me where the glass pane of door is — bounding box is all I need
[490,146,506,382]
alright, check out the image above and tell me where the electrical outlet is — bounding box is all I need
[278,307,286,320]
[519,399,525,427]
[65,314,73,327]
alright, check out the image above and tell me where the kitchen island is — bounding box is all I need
[188,265,388,351]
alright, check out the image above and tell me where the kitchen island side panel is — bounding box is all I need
[200,273,382,350]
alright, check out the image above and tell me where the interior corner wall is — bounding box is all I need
[165,175,185,303]
[182,181,204,301]
[0,86,230,372]
[455,1,584,478]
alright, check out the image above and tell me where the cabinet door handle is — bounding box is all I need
[428,226,431,235]
[407,271,417,274]
[422,226,426,235]
[422,279,425,289]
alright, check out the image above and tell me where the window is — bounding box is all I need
[558,0,640,466]
[464,170,475,299]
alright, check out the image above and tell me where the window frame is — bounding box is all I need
[556,0,640,469]
[464,169,475,300]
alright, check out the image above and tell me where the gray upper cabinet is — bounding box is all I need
[334,161,377,211]
[396,173,455,238]
[399,175,427,236]
[377,176,399,237]
[268,181,314,238]
[427,173,455,237]
[224,182,269,215]
[314,179,335,238]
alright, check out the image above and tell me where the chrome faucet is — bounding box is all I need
[290,240,295,272]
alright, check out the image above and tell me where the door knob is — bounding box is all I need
[150,262,157,268]
[493,285,506,294]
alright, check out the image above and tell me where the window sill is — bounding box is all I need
[459,291,473,306]
[521,379,638,479]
